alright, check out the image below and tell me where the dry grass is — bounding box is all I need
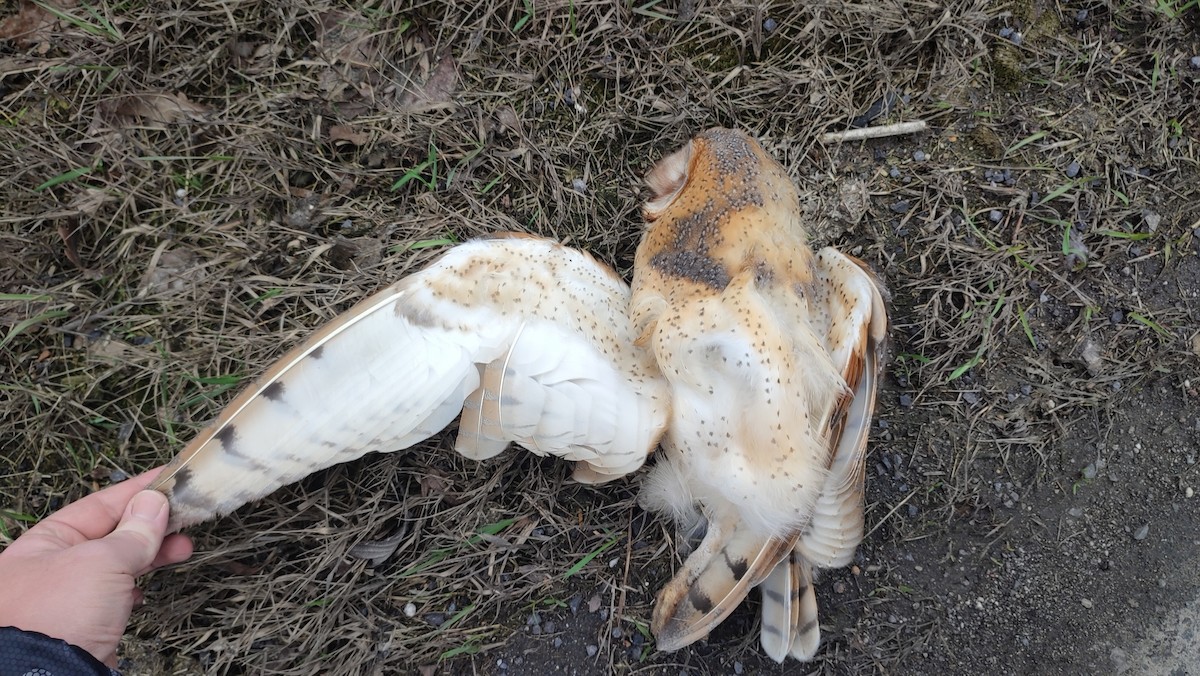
[3,0,1199,674]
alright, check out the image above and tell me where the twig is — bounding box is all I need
[820,120,927,144]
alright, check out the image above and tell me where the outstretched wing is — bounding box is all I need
[151,235,670,530]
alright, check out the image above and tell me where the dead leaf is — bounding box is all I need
[0,0,76,49]
[328,236,381,271]
[56,222,84,269]
[398,50,458,110]
[110,92,209,126]
[317,10,377,66]
[328,124,369,146]
[143,248,205,296]
[68,187,113,216]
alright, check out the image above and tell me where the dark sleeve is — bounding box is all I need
[0,627,118,676]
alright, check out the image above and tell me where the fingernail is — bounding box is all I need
[130,490,166,520]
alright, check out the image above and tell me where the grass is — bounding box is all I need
[1,0,1199,674]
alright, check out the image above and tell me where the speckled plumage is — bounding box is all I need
[633,128,888,662]
[150,235,670,531]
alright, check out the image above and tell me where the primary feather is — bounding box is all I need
[151,235,670,531]
[632,128,889,662]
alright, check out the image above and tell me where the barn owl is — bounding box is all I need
[631,128,888,662]
[147,128,887,663]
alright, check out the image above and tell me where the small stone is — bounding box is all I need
[1082,463,1098,480]
[999,27,1013,38]
[1010,32,1023,45]
[1068,507,1083,518]
[424,613,446,627]
[586,645,598,657]
[553,637,563,648]
[1081,598,1093,609]
[1075,8,1089,22]
[734,662,744,675]
[1191,56,1200,69]
[530,625,542,635]
[1186,487,1194,498]
[612,627,623,639]
[527,612,541,626]
[913,150,927,162]
[890,200,911,213]
[570,178,588,194]
[543,621,556,633]
[1066,161,1081,178]
[988,210,1002,223]
[569,594,582,614]
[833,581,847,593]
[963,391,979,406]
[588,594,602,613]
[497,658,508,670]
[907,504,919,518]
[1133,524,1150,541]
[404,602,417,618]
[763,17,778,32]
[899,393,913,408]
[889,166,901,178]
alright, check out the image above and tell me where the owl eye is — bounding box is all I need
[643,141,694,220]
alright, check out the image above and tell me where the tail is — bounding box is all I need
[651,508,796,652]
[758,549,821,662]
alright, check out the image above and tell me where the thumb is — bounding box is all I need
[100,490,170,574]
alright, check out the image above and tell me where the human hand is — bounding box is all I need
[0,468,194,667]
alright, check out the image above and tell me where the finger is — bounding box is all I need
[98,490,171,574]
[146,533,195,572]
[28,467,168,544]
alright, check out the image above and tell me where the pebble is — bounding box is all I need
[913,150,927,162]
[999,27,1013,38]
[587,594,602,613]
[907,504,919,518]
[553,637,563,648]
[543,621,556,633]
[734,662,744,675]
[1066,161,1081,178]
[586,645,598,657]
[1133,524,1150,541]
[1075,8,1089,23]
[527,612,541,626]
[1082,463,1098,480]
[988,210,1002,223]
[612,627,623,639]
[1081,598,1093,609]
[1068,507,1083,518]
[569,595,581,614]
[424,613,446,627]
[889,166,901,178]
[1186,487,1194,498]
[570,178,588,194]
[1010,32,1023,46]
[899,393,913,408]
[1192,56,1200,69]
[763,17,778,32]
[890,200,911,213]
[404,603,417,618]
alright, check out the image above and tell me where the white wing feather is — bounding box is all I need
[152,235,670,530]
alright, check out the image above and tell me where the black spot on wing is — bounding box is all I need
[763,587,786,605]
[169,467,219,513]
[798,619,818,635]
[688,586,715,614]
[261,381,285,401]
[723,551,750,581]
[216,425,238,451]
